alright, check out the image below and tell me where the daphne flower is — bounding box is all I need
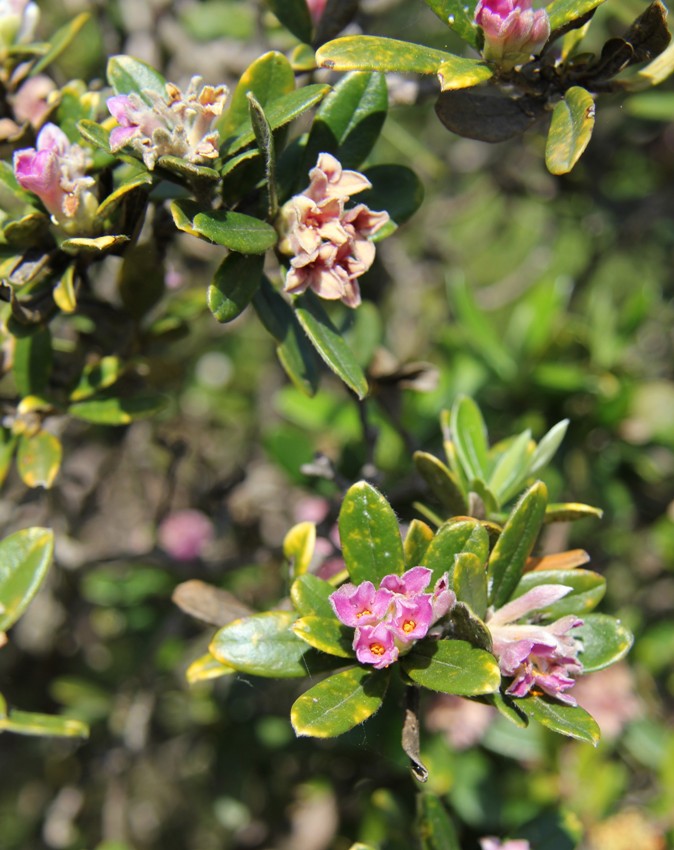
[158,509,215,562]
[480,838,531,850]
[107,76,228,170]
[381,566,432,596]
[353,621,399,669]
[13,122,97,229]
[486,584,583,704]
[388,595,434,643]
[278,153,389,308]
[329,581,393,627]
[474,0,550,70]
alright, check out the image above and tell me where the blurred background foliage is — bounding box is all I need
[0,0,673,849]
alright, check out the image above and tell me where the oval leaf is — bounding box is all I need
[186,653,236,684]
[0,708,89,738]
[518,694,600,745]
[545,86,595,175]
[453,552,488,619]
[107,54,167,102]
[291,666,389,737]
[423,519,489,586]
[208,252,264,323]
[576,613,633,673]
[13,328,52,397]
[292,615,354,658]
[290,574,335,618]
[16,431,62,489]
[402,639,501,695]
[338,481,405,584]
[0,528,53,631]
[265,0,312,44]
[316,36,457,75]
[171,200,277,254]
[437,57,493,91]
[404,519,435,569]
[488,481,548,609]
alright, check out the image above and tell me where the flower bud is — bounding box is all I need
[474,0,550,70]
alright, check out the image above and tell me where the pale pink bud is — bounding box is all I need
[353,622,399,669]
[14,144,63,216]
[158,509,214,561]
[381,566,432,596]
[475,0,550,69]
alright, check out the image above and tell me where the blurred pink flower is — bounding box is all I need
[474,0,550,69]
[306,0,327,25]
[480,838,531,850]
[486,584,583,704]
[13,75,56,128]
[572,662,641,739]
[158,509,214,561]
[426,694,496,750]
[278,153,389,308]
[107,77,228,170]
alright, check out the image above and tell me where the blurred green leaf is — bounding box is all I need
[424,519,489,586]
[208,252,264,323]
[284,522,317,577]
[316,36,458,75]
[291,666,389,737]
[404,519,435,569]
[265,0,312,44]
[417,792,461,850]
[292,615,354,658]
[424,0,480,48]
[16,431,62,489]
[13,327,52,397]
[360,164,425,230]
[576,613,633,673]
[545,502,603,523]
[0,707,88,738]
[519,695,600,745]
[31,12,90,75]
[291,574,335,618]
[488,481,548,608]
[402,639,501,695]
[338,480,405,584]
[107,54,167,103]
[414,451,468,516]
[514,569,606,618]
[545,86,595,176]
[68,394,166,425]
[294,294,369,398]
[0,429,16,489]
[71,357,124,402]
[0,527,53,632]
[186,653,235,684]
[53,264,77,313]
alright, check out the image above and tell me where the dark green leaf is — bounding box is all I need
[316,36,457,75]
[404,519,435,569]
[303,71,388,171]
[294,293,369,398]
[13,327,52,396]
[210,611,329,677]
[402,639,500,695]
[360,165,425,229]
[0,528,53,632]
[423,519,489,586]
[513,569,606,618]
[252,277,320,396]
[171,200,277,254]
[518,695,600,745]
[290,574,335,618]
[488,481,548,608]
[265,0,312,44]
[208,252,264,323]
[452,552,488,619]
[414,451,468,517]
[107,54,167,103]
[445,602,492,651]
[417,792,461,850]
[0,429,16,489]
[292,615,355,658]
[545,87,595,176]
[338,480,405,583]
[117,241,165,319]
[16,431,62,489]
[435,87,546,144]
[291,666,389,737]
[68,394,166,425]
[423,0,480,48]
[490,690,529,728]
[576,613,633,673]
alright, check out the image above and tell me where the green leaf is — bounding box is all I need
[316,36,458,75]
[453,552,488,619]
[546,0,606,33]
[488,430,532,505]
[220,51,296,140]
[417,793,461,850]
[450,395,490,482]
[423,519,489,586]
[290,574,335,618]
[0,528,53,631]
[291,666,389,737]
[402,639,500,695]
[247,93,278,219]
[518,695,600,745]
[107,54,167,103]
[488,481,548,608]
[513,569,606,618]
[71,357,124,402]
[294,293,369,399]
[284,522,317,577]
[0,429,16,489]
[68,395,165,425]
[210,611,330,677]
[13,327,52,397]
[223,84,330,156]
[0,708,89,738]
[529,419,569,474]
[404,519,435,569]
[423,0,480,48]
[490,690,529,728]
[437,57,493,91]
[265,0,312,44]
[252,278,320,396]
[170,200,278,254]
[156,156,220,183]
[338,480,405,584]
[77,119,112,153]
[186,653,235,684]
[446,602,492,650]
[545,86,595,175]
[31,12,90,75]
[53,265,77,313]
[208,252,264,323]
[414,451,468,516]
[303,71,388,172]
[360,164,425,229]
[292,615,354,658]
[576,613,633,673]
[545,502,603,523]
[16,431,62,489]
[60,235,129,255]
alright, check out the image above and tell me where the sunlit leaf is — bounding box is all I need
[576,613,633,672]
[0,527,53,631]
[545,86,595,175]
[284,522,317,576]
[292,615,354,658]
[16,431,62,489]
[402,639,500,695]
[186,653,236,684]
[316,36,457,75]
[518,694,600,745]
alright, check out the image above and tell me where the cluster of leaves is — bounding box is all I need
[316,0,674,173]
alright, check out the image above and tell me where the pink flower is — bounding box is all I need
[486,585,583,704]
[106,77,228,171]
[330,581,393,627]
[306,0,327,26]
[381,566,432,596]
[474,0,550,70]
[353,622,399,669]
[158,509,215,561]
[12,75,56,128]
[426,694,497,750]
[388,595,434,643]
[480,838,531,850]
[13,122,96,226]
[278,153,389,308]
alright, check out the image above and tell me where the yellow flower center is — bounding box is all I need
[403,619,416,633]
[357,608,372,619]
[370,643,385,656]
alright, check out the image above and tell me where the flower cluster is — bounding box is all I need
[330,566,454,669]
[485,584,583,704]
[0,0,38,51]
[474,0,550,70]
[278,153,390,308]
[14,123,98,230]
[107,76,228,171]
